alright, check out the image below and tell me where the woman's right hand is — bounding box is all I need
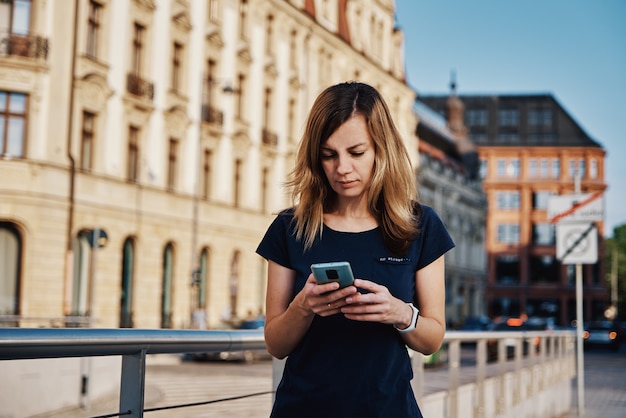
[295,275,358,317]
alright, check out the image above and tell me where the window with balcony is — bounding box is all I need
[86,0,102,58]
[0,0,48,59]
[0,91,27,158]
[80,111,95,171]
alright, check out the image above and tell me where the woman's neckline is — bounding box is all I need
[323,223,379,234]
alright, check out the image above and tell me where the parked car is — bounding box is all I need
[583,320,623,351]
[460,315,492,331]
[187,317,271,363]
[486,317,548,361]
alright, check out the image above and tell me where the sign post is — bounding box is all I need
[548,190,604,418]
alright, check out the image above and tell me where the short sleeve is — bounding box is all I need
[256,210,295,269]
[415,205,455,270]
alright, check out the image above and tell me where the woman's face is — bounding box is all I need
[320,115,375,203]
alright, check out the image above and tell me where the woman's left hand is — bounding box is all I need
[340,278,412,328]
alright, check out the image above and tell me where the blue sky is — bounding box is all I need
[395,0,626,237]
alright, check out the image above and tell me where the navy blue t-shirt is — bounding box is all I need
[256,204,455,418]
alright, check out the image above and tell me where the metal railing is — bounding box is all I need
[0,328,575,418]
[0,328,265,418]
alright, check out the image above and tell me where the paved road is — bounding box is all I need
[35,344,626,418]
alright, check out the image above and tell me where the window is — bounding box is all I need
[202,149,212,199]
[120,237,135,328]
[551,159,560,178]
[161,243,174,329]
[509,159,520,178]
[532,223,555,245]
[234,158,242,207]
[479,159,488,179]
[466,109,488,126]
[208,0,219,23]
[495,255,520,284]
[167,138,178,190]
[497,132,518,143]
[496,159,506,177]
[235,73,245,121]
[529,109,552,127]
[529,159,537,178]
[71,231,91,318]
[127,126,139,182]
[265,14,274,55]
[533,191,554,209]
[540,158,548,178]
[239,0,248,40]
[0,223,21,317]
[131,23,144,75]
[496,191,520,209]
[498,109,518,126]
[497,224,520,244]
[171,42,182,92]
[289,29,298,70]
[590,159,598,179]
[529,256,559,283]
[261,167,269,213]
[86,1,102,58]
[0,0,31,36]
[579,159,586,178]
[80,111,95,171]
[0,91,27,158]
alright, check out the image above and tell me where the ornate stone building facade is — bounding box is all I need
[0,0,418,329]
[414,87,487,326]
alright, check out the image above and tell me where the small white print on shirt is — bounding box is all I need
[378,256,411,263]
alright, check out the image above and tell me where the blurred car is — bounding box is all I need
[486,317,548,361]
[460,315,492,331]
[187,317,271,363]
[583,320,622,351]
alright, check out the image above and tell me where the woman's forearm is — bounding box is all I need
[265,294,315,359]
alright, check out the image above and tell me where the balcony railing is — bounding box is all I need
[262,128,278,147]
[0,32,49,60]
[201,104,224,125]
[127,73,155,100]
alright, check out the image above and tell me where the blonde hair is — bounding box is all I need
[287,82,418,255]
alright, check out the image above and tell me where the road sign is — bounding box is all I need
[547,192,604,224]
[556,222,598,264]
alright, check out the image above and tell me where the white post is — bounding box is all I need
[574,171,585,417]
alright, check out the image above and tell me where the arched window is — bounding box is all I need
[229,250,240,317]
[120,237,135,328]
[71,231,91,318]
[161,242,175,328]
[0,223,21,322]
[198,247,209,309]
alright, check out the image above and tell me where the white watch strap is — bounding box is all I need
[395,303,419,333]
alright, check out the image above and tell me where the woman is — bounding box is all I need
[256,82,455,417]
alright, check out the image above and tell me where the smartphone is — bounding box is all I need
[310,261,355,289]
